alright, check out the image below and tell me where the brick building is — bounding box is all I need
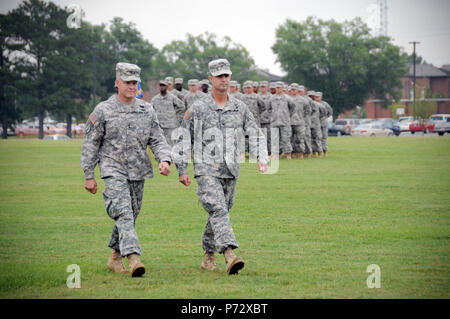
[342,63,450,119]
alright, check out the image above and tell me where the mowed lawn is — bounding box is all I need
[0,136,449,299]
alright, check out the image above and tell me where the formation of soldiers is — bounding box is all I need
[150,76,333,159]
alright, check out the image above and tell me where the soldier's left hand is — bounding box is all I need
[158,161,171,176]
[258,162,267,174]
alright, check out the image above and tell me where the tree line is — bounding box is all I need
[1,0,411,139]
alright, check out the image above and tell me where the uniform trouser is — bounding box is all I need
[311,124,323,153]
[196,176,238,254]
[103,177,145,257]
[261,123,271,154]
[320,121,328,151]
[272,125,293,154]
[291,125,306,154]
[304,124,312,154]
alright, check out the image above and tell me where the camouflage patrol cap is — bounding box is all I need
[269,82,277,89]
[175,78,183,84]
[307,90,315,96]
[165,77,174,84]
[287,85,294,91]
[116,62,141,82]
[276,81,284,88]
[200,79,210,86]
[188,79,198,85]
[298,85,305,91]
[229,80,238,87]
[315,91,323,97]
[159,79,168,86]
[259,81,268,87]
[252,81,258,87]
[243,81,254,88]
[291,83,299,88]
[208,58,232,77]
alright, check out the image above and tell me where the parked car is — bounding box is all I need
[373,118,400,136]
[74,123,85,135]
[328,122,341,136]
[43,134,71,140]
[15,124,53,136]
[409,120,435,134]
[397,116,414,133]
[431,114,450,136]
[0,126,16,136]
[351,123,393,136]
[334,118,361,135]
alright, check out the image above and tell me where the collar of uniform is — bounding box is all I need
[207,93,237,112]
[113,94,141,112]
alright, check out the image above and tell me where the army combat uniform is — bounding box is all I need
[258,84,272,154]
[291,94,308,155]
[81,93,172,258]
[175,91,268,254]
[320,99,333,152]
[267,86,295,156]
[308,93,323,153]
[151,90,186,147]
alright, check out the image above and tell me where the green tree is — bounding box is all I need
[414,88,437,120]
[156,32,259,84]
[5,0,68,139]
[272,17,408,118]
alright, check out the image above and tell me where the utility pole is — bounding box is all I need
[409,41,420,119]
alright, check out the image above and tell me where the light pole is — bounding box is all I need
[409,41,420,119]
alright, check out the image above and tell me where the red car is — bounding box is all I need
[409,121,435,134]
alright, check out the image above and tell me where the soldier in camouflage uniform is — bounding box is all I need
[184,79,205,108]
[258,81,272,154]
[267,81,295,160]
[165,76,184,102]
[252,81,259,94]
[175,58,268,275]
[308,91,323,157]
[290,83,307,159]
[241,81,266,127]
[81,62,172,277]
[315,92,333,157]
[174,78,189,101]
[299,86,312,158]
[151,79,186,147]
[229,81,244,101]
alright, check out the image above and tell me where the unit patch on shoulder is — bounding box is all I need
[89,113,96,125]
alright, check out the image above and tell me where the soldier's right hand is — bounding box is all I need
[179,174,191,187]
[85,179,98,194]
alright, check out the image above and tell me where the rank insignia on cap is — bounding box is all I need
[184,109,191,120]
[89,113,96,125]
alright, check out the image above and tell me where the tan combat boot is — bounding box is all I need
[201,252,217,270]
[106,249,129,274]
[224,247,244,275]
[127,253,146,277]
[286,153,292,160]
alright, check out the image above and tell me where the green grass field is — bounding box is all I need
[0,136,449,299]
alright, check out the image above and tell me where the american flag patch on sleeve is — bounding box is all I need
[89,113,96,125]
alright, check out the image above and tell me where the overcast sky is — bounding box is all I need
[1,0,449,75]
